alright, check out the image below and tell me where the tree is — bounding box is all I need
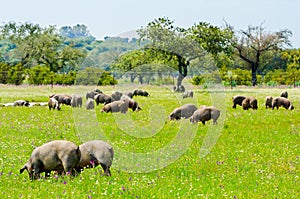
[0,22,86,73]
[230,24,292,86]
[112,48,179,84]
[59,24,94,39]
[137,17,234,91]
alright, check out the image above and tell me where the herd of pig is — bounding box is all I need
[47,88,149,113]
[232,90,294,110]
[4,88,294,180]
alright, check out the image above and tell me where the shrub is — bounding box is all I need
[75,67,117,86]
[54,71,77,85]
[97,71,118,86]
[6,63,26,85]
[0,62,10,84]
[27,65,52,85]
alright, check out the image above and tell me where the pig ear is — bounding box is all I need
[20,165,27,174]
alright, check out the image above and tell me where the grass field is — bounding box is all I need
[0,84,299,198]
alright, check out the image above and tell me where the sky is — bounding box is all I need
[1,0,300,47]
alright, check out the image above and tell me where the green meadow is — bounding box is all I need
[0,84,299,198]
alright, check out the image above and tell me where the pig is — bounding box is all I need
[272,97,294,110]
[182,90,194,99]
[86,91,100,100]
[111,91,123,101]
[242,96,258,110]
[49,94,72,106]
[265,96,273,109]
[232,95,246,109]
[101,100,128,114]
[121,95,141,111]
[48,97,61,110]
[71,95,83,108]
[94,93,113,105]
[123,91,134,99]
[133,89,150,97]
[190,106,220,125]
[280,91,288,98]
[86,99,95,110]
[20,140,81,180]
[13,100,30,107]
[169,104,197,120]
[241,97,258,110]
[76,140,114,176]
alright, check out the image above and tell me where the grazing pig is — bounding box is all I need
[280,91,288,98]
[242,97,258,110]
[101,100,128,114]
[86,99,95,110]
[86,89,102,100]
[50,94,72,106]
[13,100,30,107]
[111,91,123,101]
[133,89,150,97]
[71,95,83,108]
[232,95,246,109]
[76,140,114,176]
[48,97,61,110]
[123,91,134,98]
[94,88,103,94]
[265,96,273,109]
[94,93,113,105]
[272,97,294,110]
[182,90,194,99]
[169,104,197,120]
[121,95,141,111]
[20,140,81,180]
[190,106,220,125]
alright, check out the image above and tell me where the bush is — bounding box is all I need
[263,69,300,85]
[7,63,26,85]
[27,65,52,85]
[191,75,204,85]
[0,62,10,84]
[0,63,26,85]
[54,71,77,85]
[98,71,118,86]
[75,67,117,86]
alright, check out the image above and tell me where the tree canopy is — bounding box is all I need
[230,24,292,86]
[113,17,235,91]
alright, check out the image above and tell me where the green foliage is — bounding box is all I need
[0,62,25,85]
[191,75,204,85]
[97,71,118,86]
[27,65,53,85]
[0,62,10,83]
[264,69,300,86]
[54,71,77,85]
[192,69,264,86]
[75,67,117,85]
[6,63,25,85]
[0,22,86,73]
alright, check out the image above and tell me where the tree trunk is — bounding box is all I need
[130,74,136,83]
[251,68,257,86]
[173,57,188,92]
[138,75,143,84]
[251,63,259,86]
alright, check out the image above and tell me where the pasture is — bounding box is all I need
[0,84,299,198]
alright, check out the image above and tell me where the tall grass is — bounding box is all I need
[0,84,299,198]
